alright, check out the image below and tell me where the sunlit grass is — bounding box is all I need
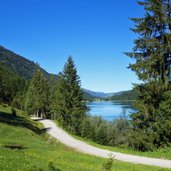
[55,120,171,160]
[0,104,170,171]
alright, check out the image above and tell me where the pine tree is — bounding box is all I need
[55,56,87,135]
[25,69,50,118]
[48,75,60,119]
[126,0,171,150]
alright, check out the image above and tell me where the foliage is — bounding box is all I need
[48,75,60,119]
[110,89,138,101]
[48,161,61,171]
[81,114,129,147]
[81,116,97,140]
[25,69,50,118]
[156,91,171,146]
[0,62,26,105]
[54,56,87,135]
[102,155,115,171]
[126,0,171,151]
[0,45,54,80]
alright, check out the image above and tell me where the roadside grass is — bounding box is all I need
[73,135,171,160]
[55,120,171,160]
[0,104,170,171]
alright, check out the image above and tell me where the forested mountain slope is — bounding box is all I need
[0,45,55,80]
[0,45,95,102]
[110,89,138,100]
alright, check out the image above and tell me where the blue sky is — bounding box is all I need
[0,0,144,92]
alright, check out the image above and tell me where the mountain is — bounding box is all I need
[0,45,57,80]
[83,88,138,100]
[110,89,138,101]
[83,91,96,101]
[83,89,123,98]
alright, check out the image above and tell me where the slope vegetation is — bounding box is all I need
[0,45,56,80]
[0,104,170,171]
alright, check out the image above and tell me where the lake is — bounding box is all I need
[86,101,137,120]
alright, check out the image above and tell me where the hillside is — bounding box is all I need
[0,104,169,171]
[83,88,138,101]
[83,91,96,101]
[110,89,138,101]
[0,104,104,170]
[0,45,56,80]
[83,89,116,98]
[0,62,26,104]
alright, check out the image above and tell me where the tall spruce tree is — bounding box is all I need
[126,0,171,151]
[48,75,60,119]
[55,56,87,135]
[25,69,50,118]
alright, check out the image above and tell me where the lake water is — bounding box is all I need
[86,101,136,120]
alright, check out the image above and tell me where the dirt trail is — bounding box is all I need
[32,117,171,169]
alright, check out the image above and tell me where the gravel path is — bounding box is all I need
[32,117,171,169]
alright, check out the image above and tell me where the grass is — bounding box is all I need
[54,120,171,160]
[73,135,171,160]
[0,104,171,171]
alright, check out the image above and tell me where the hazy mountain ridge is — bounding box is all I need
[110,89,138,100]
[83,88,128,98]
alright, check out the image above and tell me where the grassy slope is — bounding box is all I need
[0,105,170,171]
[73,135,171,160]
[55,120,171,160]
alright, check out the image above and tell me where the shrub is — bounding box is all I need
[127,129,155,151]
[48,161,61,171]
[102,155,115,171]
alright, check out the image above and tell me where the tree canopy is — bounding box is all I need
[25,69,50,118]
[126,0,171,151]
[54,56,87,135]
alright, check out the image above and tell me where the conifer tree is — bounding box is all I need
[126,0,171,150]
[55,56,87,135]
[48,75,60,119]
[25,69,50,118]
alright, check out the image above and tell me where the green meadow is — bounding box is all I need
[0,104,170,171]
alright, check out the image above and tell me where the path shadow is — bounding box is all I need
[3,144,28,150]
[41,127,51,133]
[0,111,43,135]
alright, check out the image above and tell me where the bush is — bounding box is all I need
[127,130,155,151]
[48,161,61,171]
[81,117,95,139]
[102,155,114,171]
[96,123,108,145]
[81,115,130,147]
[31,165,43,171]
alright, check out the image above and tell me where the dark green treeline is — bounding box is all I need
[126,0,171,151]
